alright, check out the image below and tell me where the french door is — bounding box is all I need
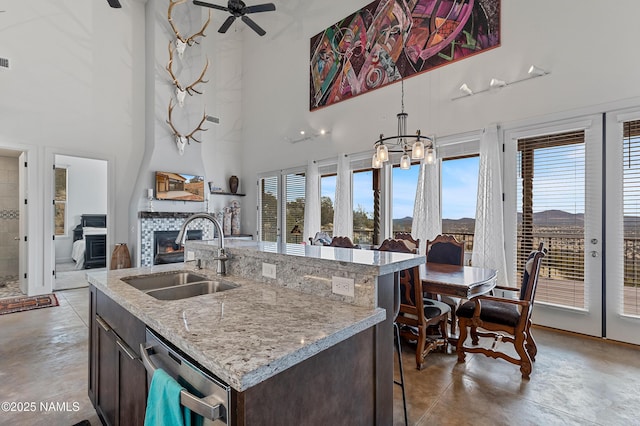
[605,108,640,345]
[258,170,306,244]
[504,116,603,337]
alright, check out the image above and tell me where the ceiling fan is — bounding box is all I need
[193,0,275,36]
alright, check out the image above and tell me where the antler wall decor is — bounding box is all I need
[168,0,211,58]
[167,42,209,107]
[167,100,208,155]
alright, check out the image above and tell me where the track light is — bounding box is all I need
[489,78,507,88]
[453,65,550,101]
[459,83,474,96]
[528,65,548,77]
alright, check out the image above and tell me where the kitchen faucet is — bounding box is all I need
[175,213,229,275]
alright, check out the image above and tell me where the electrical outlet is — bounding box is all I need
[186,251,195,261]
[332,276,355,297]
[262,262,276,279]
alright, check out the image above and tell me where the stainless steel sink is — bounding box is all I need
[122,271,208,291]
[146,280,239,300]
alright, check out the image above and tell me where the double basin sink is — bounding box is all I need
[122,271,238,301]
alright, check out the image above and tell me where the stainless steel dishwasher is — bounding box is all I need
[141,328,231,425]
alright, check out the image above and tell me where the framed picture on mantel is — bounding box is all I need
[155,171,205,201]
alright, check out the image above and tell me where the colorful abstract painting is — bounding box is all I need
[310,0,500,110]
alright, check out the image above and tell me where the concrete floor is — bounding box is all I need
[1,288,639,425]
[0,288,100,426]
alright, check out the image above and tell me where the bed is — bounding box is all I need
[72,214,107,269]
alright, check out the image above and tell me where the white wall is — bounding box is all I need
[54,155,107,263]
[0,0,245,279]
[238,0,640,237]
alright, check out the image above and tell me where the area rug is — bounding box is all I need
[0,294,59,315]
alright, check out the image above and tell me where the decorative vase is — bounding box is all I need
[111,243,131,270]
[229,175,239,194]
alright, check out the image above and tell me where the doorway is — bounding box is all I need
[53,155,108,290]
[504,116,603,338]
[0,149,23,298]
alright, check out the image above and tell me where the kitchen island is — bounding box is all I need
[88,241,424,425]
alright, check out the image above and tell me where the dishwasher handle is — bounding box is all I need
[140,343,225,423]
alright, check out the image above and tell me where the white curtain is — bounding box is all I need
[472,123,510,286]
[303,160,321,242]
[333,154,353,238]
[411,159,441,256]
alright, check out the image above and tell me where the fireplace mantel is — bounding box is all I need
[138,211,202,219]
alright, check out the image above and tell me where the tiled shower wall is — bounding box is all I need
[0,156,19,284]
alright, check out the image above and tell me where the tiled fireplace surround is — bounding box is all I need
[138,212,213,267]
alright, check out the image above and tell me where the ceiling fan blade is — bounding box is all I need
[218,15,236,33]
[193,0,230,12]
[241,15,266,36]
[107,0,122,8]
[243,3,276,14]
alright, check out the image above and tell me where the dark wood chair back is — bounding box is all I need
[329,236,360,249]
[394,232,420,252]
[378,238,415,254]
[426,234,464,266]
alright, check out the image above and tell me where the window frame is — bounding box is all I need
[54,166,68,237]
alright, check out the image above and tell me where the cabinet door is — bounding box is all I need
[96,316,117,426]
[116,339,147,426]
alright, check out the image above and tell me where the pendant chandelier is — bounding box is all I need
[372,76,435,169]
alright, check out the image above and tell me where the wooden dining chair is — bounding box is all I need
[394,232,420,253]
[456,242,546,379]
[426,234,465,265]
[426,234,465,336]
[378,238,450,370]
[329,236,360,249]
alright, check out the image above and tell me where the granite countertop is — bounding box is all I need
[87,263,385,392]
[190,240,426,276]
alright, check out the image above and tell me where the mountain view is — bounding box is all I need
[394,209,640,234]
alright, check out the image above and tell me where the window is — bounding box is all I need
[441,155,479,251]
[622,120,640,316]
[259,176,278,242]
[320,174,336,236]
[352,169,374,244]
[392,163,420,234]
[517,131,586,308]
[285,173,305,243]
[54,167,67,236]
[259,172,306,243]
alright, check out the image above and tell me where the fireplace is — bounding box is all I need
[153,230,203,265]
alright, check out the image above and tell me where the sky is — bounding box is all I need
[320,156,481,220]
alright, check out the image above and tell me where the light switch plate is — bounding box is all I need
[262,262,276,279]
[332,276,355,297]
[186,251,195,261]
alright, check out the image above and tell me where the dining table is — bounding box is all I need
[420,263,497,299]
[420,262,498,345]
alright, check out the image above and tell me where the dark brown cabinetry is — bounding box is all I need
[89,285,147,426]
[89,284,379,425]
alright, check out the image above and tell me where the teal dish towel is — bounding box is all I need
[145,368,189,426]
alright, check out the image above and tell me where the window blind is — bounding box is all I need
[516,130,585,308]
[622,120,640,316]
[285,173,305,243]
[260,176,278,242]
